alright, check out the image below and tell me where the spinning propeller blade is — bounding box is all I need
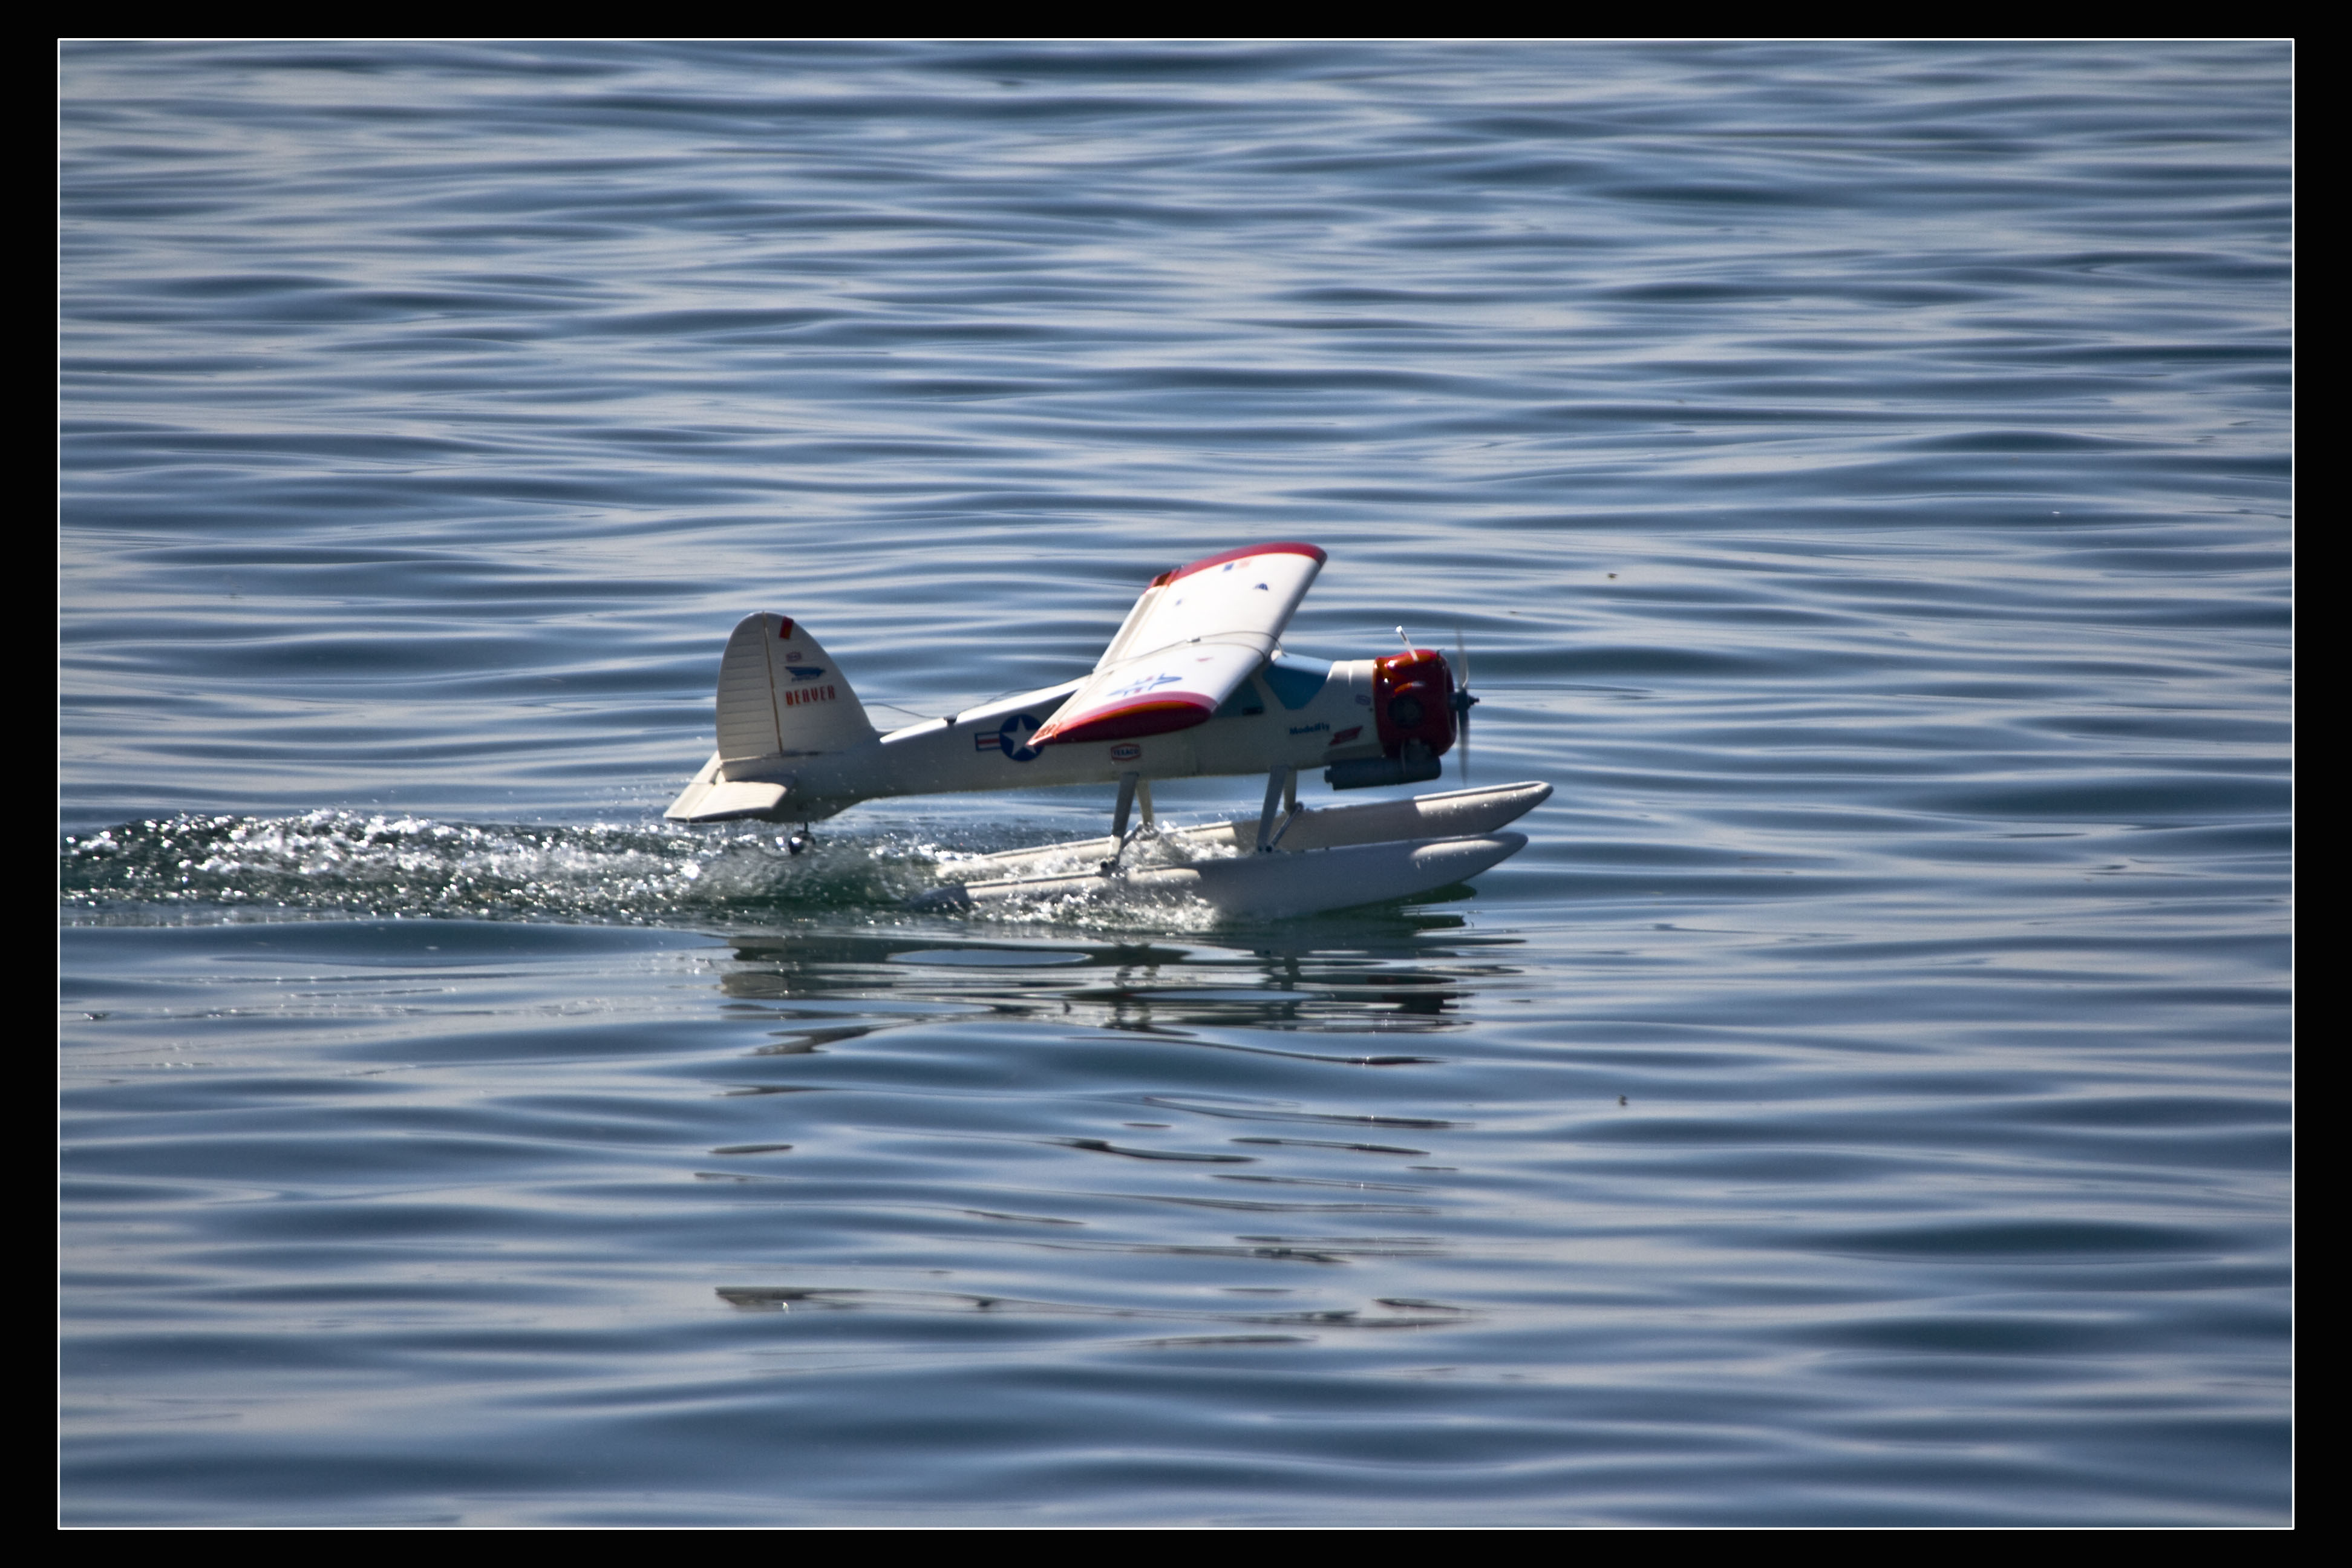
[1449,627,1479,783]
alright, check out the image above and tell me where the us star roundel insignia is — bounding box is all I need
[998,713,1043,761]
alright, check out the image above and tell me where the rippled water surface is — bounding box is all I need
[60,42,2290,1524]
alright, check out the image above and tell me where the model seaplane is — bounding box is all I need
[664,542,1547,918]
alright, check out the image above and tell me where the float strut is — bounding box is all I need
[1103,772,1142,872]
[1257,766,1298,853]
[1112,771,1139,841]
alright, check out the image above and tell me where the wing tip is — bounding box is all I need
[1166,541,1325,583]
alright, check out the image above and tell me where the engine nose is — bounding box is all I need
[1372,647,1456,759]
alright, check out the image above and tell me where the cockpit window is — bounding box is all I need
[1261,653,1330,711]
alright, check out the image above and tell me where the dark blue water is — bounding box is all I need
[60,42,2291,1524]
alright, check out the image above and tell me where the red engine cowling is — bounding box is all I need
[1372,648,1456,760]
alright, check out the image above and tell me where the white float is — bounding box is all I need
[913,780,1547,915]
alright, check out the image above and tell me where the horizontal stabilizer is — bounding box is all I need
[1034,542,1325,747]
[676,780,789,822]
[665,753,796,822]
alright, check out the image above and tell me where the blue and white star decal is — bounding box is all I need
[973,713,1044,762]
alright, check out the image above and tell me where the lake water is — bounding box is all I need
[60,42,2292,1525]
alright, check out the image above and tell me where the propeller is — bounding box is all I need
[1449,628,1480,783]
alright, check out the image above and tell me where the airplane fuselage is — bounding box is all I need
[676,653,1393,822]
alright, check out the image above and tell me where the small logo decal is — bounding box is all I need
[1289,722,1329,736]
[1327,726,1362,746]
[1105,670,1184,700]
[785,665,826,682]
[1110,743,1142,762]
[996,713,1043,762]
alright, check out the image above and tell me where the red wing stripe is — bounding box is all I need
[1034,694,1218,746]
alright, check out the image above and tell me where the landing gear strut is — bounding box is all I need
[786,825,813,856]
[1101,773,1157,872]
[1256,765,1300,852]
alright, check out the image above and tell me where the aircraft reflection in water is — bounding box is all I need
[698,928,1512,1330]
[711,930,1520,1055]
[665,543,1547,918]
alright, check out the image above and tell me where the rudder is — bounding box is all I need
[715,613,876,762]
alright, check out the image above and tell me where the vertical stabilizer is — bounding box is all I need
[714,613,876,763]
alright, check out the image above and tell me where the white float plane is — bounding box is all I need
[664,542,1547,916]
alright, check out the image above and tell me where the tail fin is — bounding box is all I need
[716,613,876,763]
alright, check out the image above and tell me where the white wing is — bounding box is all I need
[1033,543,1325,747]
